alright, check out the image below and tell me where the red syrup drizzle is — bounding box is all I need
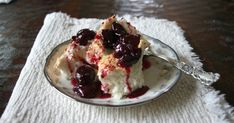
[101,69,108,78]
[125,67,132,92]
[97,91,112,99]
[95,81,111,98]
[142,56,151,70]
[126,86,149,98]
[101,65,115,78]
[90,55,100,65]
[71,78,78,86]
[95,34,102,40]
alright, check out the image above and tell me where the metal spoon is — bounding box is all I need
[143,34,220,86]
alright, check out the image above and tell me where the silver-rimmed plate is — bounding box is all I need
[44,35,181,107]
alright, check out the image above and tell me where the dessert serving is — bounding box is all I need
[50,16,152,99]
[44,15,182,106]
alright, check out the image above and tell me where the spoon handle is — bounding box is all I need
[174,61,220,86]
[144,47,220,86]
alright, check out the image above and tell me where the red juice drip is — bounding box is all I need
[95,34,102,40]
[96,81,111,99]
[125,67,132,92]
[101,65,115,78]
[71,78,78,86]
[90,55,100,65]
[101,69,108,78]
[127,86,149,98]
[142,56,151,70]
[97,93,111,99]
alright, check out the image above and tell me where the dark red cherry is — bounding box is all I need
[101,29,118,49]
[118,48,142,67]
[114,43,142,67]
[72,36,77,41]
[112,22,127,36]
[73,82,99,98]
[76,65,96,86]
[114,44,128,58]
[73,65,101,98]
[119,34,140,48]
[74,29,96,46]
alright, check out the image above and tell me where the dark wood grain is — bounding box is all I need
[0,0,234,115]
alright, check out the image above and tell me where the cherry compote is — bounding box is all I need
[72,29,96,46]
[73,65,99,98]
[101,22,142,67]
[102,29,118,49]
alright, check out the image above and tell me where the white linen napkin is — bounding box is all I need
[0,12,233,123]
[0,0,12,4]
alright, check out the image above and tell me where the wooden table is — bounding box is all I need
[0,0,233,115]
